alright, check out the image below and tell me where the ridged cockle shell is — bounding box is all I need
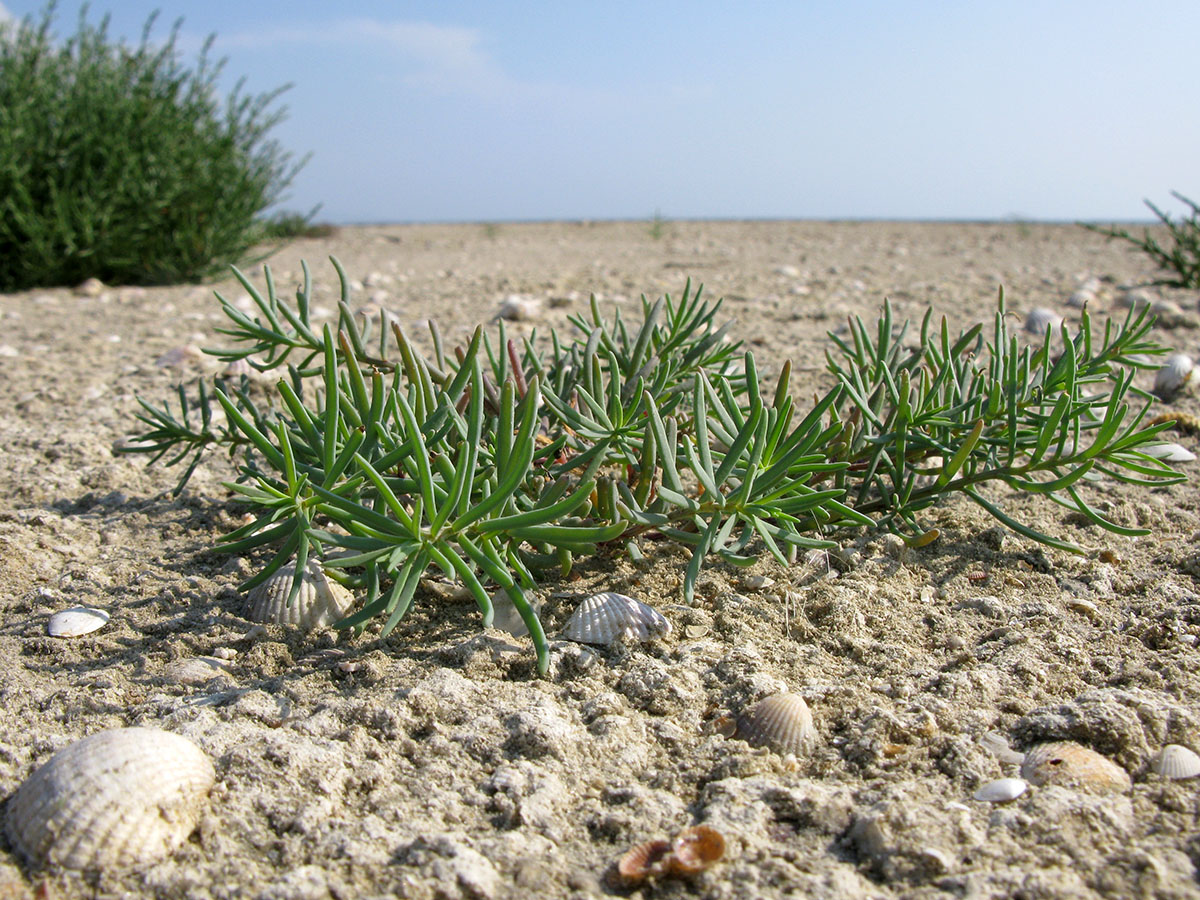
[247,558,354,628]
[733,692,815,755]
[560,592,670,646]
[1019,741,1130,793]
[6,728,215,870]
[1151,744,1200,780]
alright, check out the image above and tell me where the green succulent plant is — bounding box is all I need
[1084,191,1200,289]
[121,260,1185,674]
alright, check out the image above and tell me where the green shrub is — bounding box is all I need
[0,4,309,291]
[259,211,337,241]
[1084,192,1200,289]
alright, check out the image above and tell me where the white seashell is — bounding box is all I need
[740,574,775,591]
[1142,442,1196,463]
[972,777,1028,802]
[47,606,109,638]
[1024,307,1063,335]
[247,559,354,628]
[560,592,671,646]
[153,344,204,369]
[979,731,1027,766]
[497,295,540,321]
[489,587,541,638]
[221,357,254,378]
[74,277,106,298]
[1066,288,1096,309]
[1154,353,1194,396]
[1119,288,1156,310]
[1151,744,1200,780]
[733,692,816,755]
[1020,741,1131,793]
[1152,297,1184,317]
[163,656,237,686]
[6,728,215,870]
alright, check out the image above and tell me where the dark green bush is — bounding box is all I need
[0,4,309,291]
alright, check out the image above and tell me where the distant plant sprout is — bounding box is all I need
[260,211,336,241]
[1084,192,1200,289]
[0,2,309,291]
[120,261,1184,674]
[648,210,669,240]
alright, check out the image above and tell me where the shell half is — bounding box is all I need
[247,559,354,628]
[617,839,673,884]
[1154,353,1194,397]
[1024,307,1064,335]
[560,592,671,646]
[734,692,815,756]
[1142,442,1197,463]
[1152,744,1200,780]
[47,606,109,638]
[6,728,215,870]
[1019,741,1131,793]
[670,825,725,874]
[972,777,1028,802]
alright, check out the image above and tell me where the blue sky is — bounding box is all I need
[3,1,1198,224]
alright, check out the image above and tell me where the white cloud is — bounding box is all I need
[217,18,516,98]
[0,3,11,23]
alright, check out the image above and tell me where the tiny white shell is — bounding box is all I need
[247,559,354,628]
[1020,741,1131,793]
[734,692,816,755]
[489,587,540,638]
[560,592,671,646]
[972,777,1028,802]
[153,344,204,369]
[74,277,106,297]
[6,728,215,870]
[1151,744,1200,780]
[979,731,1027,766]
[1119,288,1156,310]
[47,606,109,638]
[1154,353,1194,396]
[740,574,775,591]
[497,295,540,321]
[1142,442,1197,463]
[1066,289,1096,309]
[1024,307,1064,335]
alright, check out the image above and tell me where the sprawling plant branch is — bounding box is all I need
[120,259,1186,674]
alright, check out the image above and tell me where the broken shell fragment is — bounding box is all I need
[1154,353,1194,397]
[972,777,1028,803]
[560,592,671,646]
[617,839,673,884]
[734,692,815,756]
[1020,741,1131,793]
[616,825,726,885]
[670,825,725,874]
[247,559,354,628]
[47,606,109,638]
[6,728,215,870]
[1151,744,1200,780]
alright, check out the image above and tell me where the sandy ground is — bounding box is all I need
[1,220,1199,899]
